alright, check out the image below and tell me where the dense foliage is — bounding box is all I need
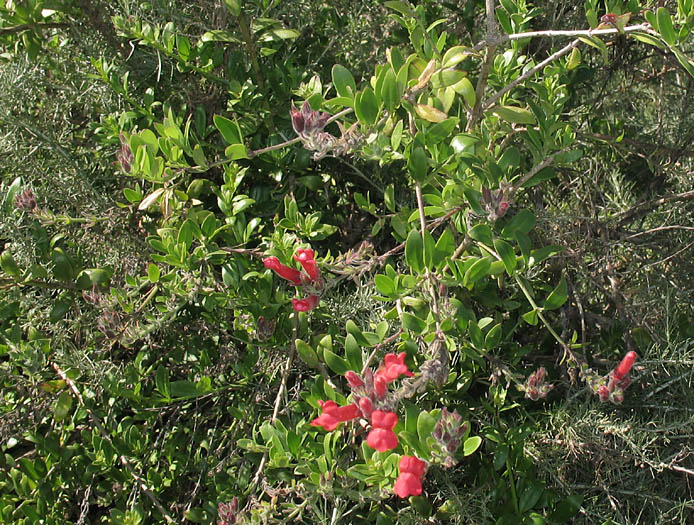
[1,0,694,523]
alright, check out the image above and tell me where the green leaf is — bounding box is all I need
[543,276,568,311]
[433,228,455,267]
[463,436,482,456]
[468,320,484,349]
[502,208,536,236]
[51,247,76,281]
[384,1,413,16]
[0,250,21,276]
[416,411,436,442]
[463,257,491,286]
[468,224,493,246]
[567,47,582,70]
[405,229,424,273]
[294,339,318,368]
[223,0,241,16]
[656,7,676,45]
[442,46,473,68]
[484,323,502,349]
[332,64,356,99]
[214,114,243,144]
[345,334,363,371]
[53,391,73,422]
[401,312,427,334]
[452,77,476,107]
[155,365,171,398]
[225,143,249,160]
[323,348,349,375]
[426,117,458,144]
[408,146,428,181]
[380,68,400,111]
[201,30,242,43]
[147,263,160,283]
[355,87,379,126]
[492,105,536,125]
[522,308,538,325]
[374,274,395,296]
[49,297,72,322]
[493,239,517,275]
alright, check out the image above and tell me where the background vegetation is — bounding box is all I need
[1,0,693,523]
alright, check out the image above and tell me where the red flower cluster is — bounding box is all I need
[393,456,427,499]
[309,355,423,497]
[262,248,323,312]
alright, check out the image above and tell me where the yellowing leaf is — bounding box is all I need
[415,104,447,123]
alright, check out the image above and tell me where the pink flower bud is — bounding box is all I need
[345,371,364,388]
[374,374,387,399]
[358,397,374,418]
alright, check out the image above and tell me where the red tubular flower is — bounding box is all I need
[345,371,364,388]
[393,456,427,498]
[294,249,320,282]
[366,410,398,452]
[263,256,302,285]
[612,351,637,380]
[292,295,320,312]
[377,352,414,383]
[310,400,360,431]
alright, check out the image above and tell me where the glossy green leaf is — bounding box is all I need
[463,435,482,456]
[442,46,473,68]
[452,77,476,107]
[155,365,171,398]
[543,276,568,311]
[522,309,538,325]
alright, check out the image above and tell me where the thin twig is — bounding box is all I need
[251,312,299,487]
[51,363,175,523]
[474,24,653,51]
[508,147,571,198]
[482,40,580,113]
[467,0,498,130]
